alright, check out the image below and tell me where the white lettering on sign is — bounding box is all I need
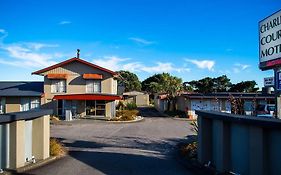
[259,10,281,68]
[264,77,274,87]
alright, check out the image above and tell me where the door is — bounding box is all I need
[0,124,9,169]
[25,120,32,162]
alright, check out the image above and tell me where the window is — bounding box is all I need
[21,98,30,111]
[86,80,101,93]
[0,97,5,114]
[51,80,66,93]
[20,97,40,111]
[30,98,40,109]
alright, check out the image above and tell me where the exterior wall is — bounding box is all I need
[197,111,281,175]
[5,97,21,113]
[1,114,50,170]
[41,61,117,117]
[136,94,149,106]
[32,115,50,160]
[9,120,25,169]
[105,101,115,118]
[42,61,116,100]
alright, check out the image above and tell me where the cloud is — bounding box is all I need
[59,21,71,25]
[185,59,215,71]
[93,56,190,73]
[0,42,64,68]
[0,28,8,40]
[234,63,250,70]
[129,37,155,45]
[24,42,59,50]
[232,63,250,73]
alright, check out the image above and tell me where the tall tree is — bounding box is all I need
[142,73,183,111]
[187,75,231,93]
[213,75,232,92]
[141,74,163,93]
[229,81,259,92]
[116,70,141,92]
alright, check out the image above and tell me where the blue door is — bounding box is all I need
[0,124,9,170]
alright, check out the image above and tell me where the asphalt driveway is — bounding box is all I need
[24,107,195,175]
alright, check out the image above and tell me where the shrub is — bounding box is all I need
[180,141,197,159]
[113,109,139,121]
[116,101,126,110]
[125,102,137,110]
[50,138,66,156]
[190,121,198,134]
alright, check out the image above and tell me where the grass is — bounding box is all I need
[50,138,66,157]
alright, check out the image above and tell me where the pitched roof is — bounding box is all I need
[0,81,44,97]
[32,57,117,75]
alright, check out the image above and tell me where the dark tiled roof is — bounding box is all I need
[0,109,53,124]
[0,81,44,97]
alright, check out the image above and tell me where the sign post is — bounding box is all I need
[259,10,281,118]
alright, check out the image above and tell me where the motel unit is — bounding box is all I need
[155,92,275,119]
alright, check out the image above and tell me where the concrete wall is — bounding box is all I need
[0,114,50,170]
[136,94,149,106]
[197,110,281,175]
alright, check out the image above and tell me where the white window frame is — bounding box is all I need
[20,98,30,112]
[20,97,41,111]
[0,97,6,114]
[86,80,101,93]
[51,79,66,93]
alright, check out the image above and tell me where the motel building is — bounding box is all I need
[32,53,121,120]
[0,52,121,171]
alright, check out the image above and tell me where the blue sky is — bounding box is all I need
[0,0,280,87]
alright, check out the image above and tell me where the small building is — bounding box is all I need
[123,91,150,106]
[155,92,275,119]
[0,109,52,171]
[32,55,121,119]
[0,82,43,114]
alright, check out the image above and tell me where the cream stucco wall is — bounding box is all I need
[32,115,50,160]
[42,61,117,101]
[5,97,21,113]
[9,120,25,169]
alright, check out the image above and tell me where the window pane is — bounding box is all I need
[31,98,40,109]
[21,98,30,111]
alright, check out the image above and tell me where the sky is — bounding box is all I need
[0,0,280,87]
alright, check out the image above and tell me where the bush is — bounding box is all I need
[180,141,197,160]
[113,109,139,121]
[125,102,137,110]
[50,138,66,156]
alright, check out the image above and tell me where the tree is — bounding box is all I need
[116,70,141,92]
[142,73,183,111]
[141,74,163,93]
[187,75,231,93]
[213,75,231,92]
[188,77,215,93]
[229,81,259,93]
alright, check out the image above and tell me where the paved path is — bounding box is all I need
[24,107,195,175]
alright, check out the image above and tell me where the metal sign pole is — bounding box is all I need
[274,68,281,119]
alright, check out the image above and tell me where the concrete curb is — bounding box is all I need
[106,116,145,123]
[172,117,197,121]
[12,156,62,173]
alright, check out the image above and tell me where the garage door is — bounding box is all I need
[0,124,9,170]
[25,120,32,162]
